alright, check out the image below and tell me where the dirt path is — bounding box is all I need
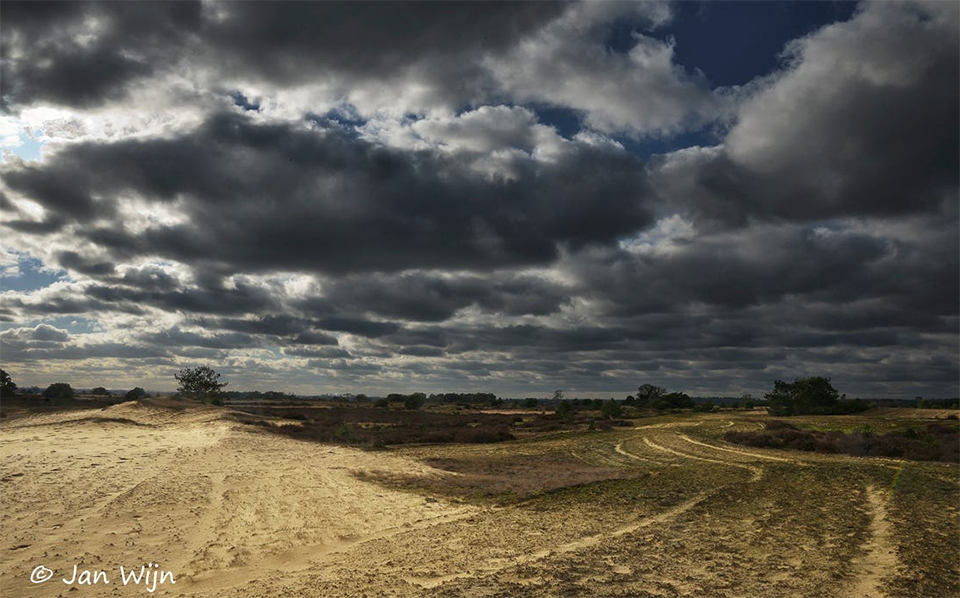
[643,435,763,481]
[677,433,802,464]
[613,441,670,465]
[845,486,898,598]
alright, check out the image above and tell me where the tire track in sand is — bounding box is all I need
[183,508,478,592]
[613,441,671,465]
[404,491,711,589]
[677,434,802,464]
[643,436,763,482]
[844,486,898,598]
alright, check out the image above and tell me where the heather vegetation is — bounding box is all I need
[725,420,959,462]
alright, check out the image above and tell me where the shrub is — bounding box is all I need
[125,387,147,401]
[726,421,959,463]
[43,382,75,400]
[403,393,426,410]
[601,399,622,419]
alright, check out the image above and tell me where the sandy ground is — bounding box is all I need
[1,402,474,597]
[2,403,957,597]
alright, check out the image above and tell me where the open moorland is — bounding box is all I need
[1,399,957,598]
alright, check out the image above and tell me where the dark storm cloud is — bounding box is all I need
[137,327,260,350]
[2,293,146,317]
[3,112,655,274]
[577,225,898,314]
[568,221,958,344]
[205,2,564,83]
[317,272,570,322]
[83,280,276,316]
[0,1,562,112]
[288,331,340,347]
[56,251,116,276]
[313,317,401,339]
[0,1,202,111]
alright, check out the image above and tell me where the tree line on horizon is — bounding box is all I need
[1,368,957,413]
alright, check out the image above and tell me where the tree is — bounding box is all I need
[766,377,840,416]
[90,387,110,396]
[601,398,622,419]
[552,389,564,402]
[403,392,426,410]
[0,369,16,398]
[43,383,75,400]
[175,366,226,402]
[556,399,572,419]
[636,384,665,407]
[125,387,147,401]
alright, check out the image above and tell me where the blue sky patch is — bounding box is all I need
[0,255,65,292]
[658,1,860,87]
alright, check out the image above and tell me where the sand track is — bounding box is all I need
[403,491,711,589]
[844,486,899,598]
[642,435,764,481]
[677,433,802,464]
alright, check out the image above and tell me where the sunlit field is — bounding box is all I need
[2,399,956,598]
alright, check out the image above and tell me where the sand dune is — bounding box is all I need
[1,402,473,597]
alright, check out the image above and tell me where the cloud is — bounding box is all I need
[655,1,958,227]
[2,112,655,275]
[485,2,727,138]
[0,1,955,397]
[0,1,202,112]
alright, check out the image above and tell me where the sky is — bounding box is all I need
[0,1,957,398]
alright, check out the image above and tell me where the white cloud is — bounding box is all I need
[485,2,728,139]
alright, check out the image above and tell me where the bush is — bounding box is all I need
[43,383,75,400]
[403,393,426,410]
[125,387,147,401]
[726,421,959,463]
[600,399,622,419]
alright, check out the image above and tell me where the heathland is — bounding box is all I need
[1,396,957,597]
